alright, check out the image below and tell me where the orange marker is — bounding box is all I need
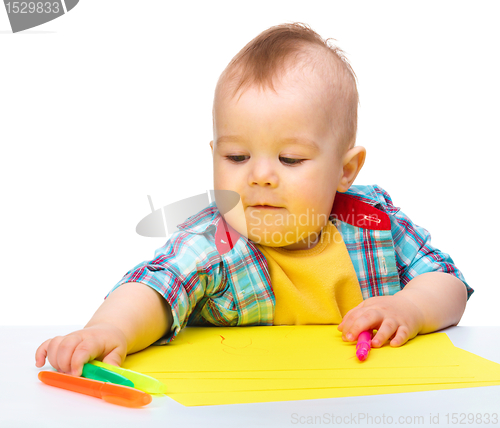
[38,371,152,408]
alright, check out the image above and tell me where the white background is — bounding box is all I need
[1,1,498,327]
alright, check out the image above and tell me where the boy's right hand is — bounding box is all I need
[35,323,128,377]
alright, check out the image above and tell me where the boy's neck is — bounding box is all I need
[279,231,322,251]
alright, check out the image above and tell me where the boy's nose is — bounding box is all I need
[248,161,278,188]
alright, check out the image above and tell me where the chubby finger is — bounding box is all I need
[389,325,412,347]
[102,348,125,368]
[338,302,365,332]
[35,338,52,368]
[371,319,399,347]
[70,338,104,377]
[341,309,383,342]
[45,336,65,372]
[338,308,364,336]
[55,335,84,374]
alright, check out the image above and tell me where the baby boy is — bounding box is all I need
[36,23,472,376]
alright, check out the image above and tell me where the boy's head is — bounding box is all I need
[210,23,365,250]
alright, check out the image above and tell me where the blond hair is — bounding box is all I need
[215,22,359,151]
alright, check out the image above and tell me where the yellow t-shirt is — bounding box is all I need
[256,220,363,325]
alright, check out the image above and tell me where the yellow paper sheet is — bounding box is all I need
[122,326,500,406]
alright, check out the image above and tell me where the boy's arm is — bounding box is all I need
[86,281,173,353]
[35,282,172,376]
[338,186,470,347]
[395,272,467,334]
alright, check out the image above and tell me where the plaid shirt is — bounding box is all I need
[110,185,472,344]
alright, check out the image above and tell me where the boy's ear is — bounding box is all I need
[337,146,366,193]
[210,140,214,155]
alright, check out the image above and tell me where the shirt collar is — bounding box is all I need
[176,201,220,235]
[176,202,243,255]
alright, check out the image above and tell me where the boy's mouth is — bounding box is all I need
[249,205,282,210]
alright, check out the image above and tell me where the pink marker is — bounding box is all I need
[356,330,372,361]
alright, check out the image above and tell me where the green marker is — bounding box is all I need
[88,360,167,394]
[81,363,134,388]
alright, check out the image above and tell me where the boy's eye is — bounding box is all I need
[225,155,249,163]
[224,155,305,165]
[280,157,305,166]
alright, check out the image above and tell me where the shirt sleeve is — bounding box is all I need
[372,186,474,300]
[107,231,224,344]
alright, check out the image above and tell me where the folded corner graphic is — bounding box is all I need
[3,0,79,33]
[136,190,243,238]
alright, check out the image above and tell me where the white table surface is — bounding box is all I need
[2,325,500,428]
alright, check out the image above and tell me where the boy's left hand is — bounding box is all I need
[337,294,425,347]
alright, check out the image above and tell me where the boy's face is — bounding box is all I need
[211,71,353,250]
